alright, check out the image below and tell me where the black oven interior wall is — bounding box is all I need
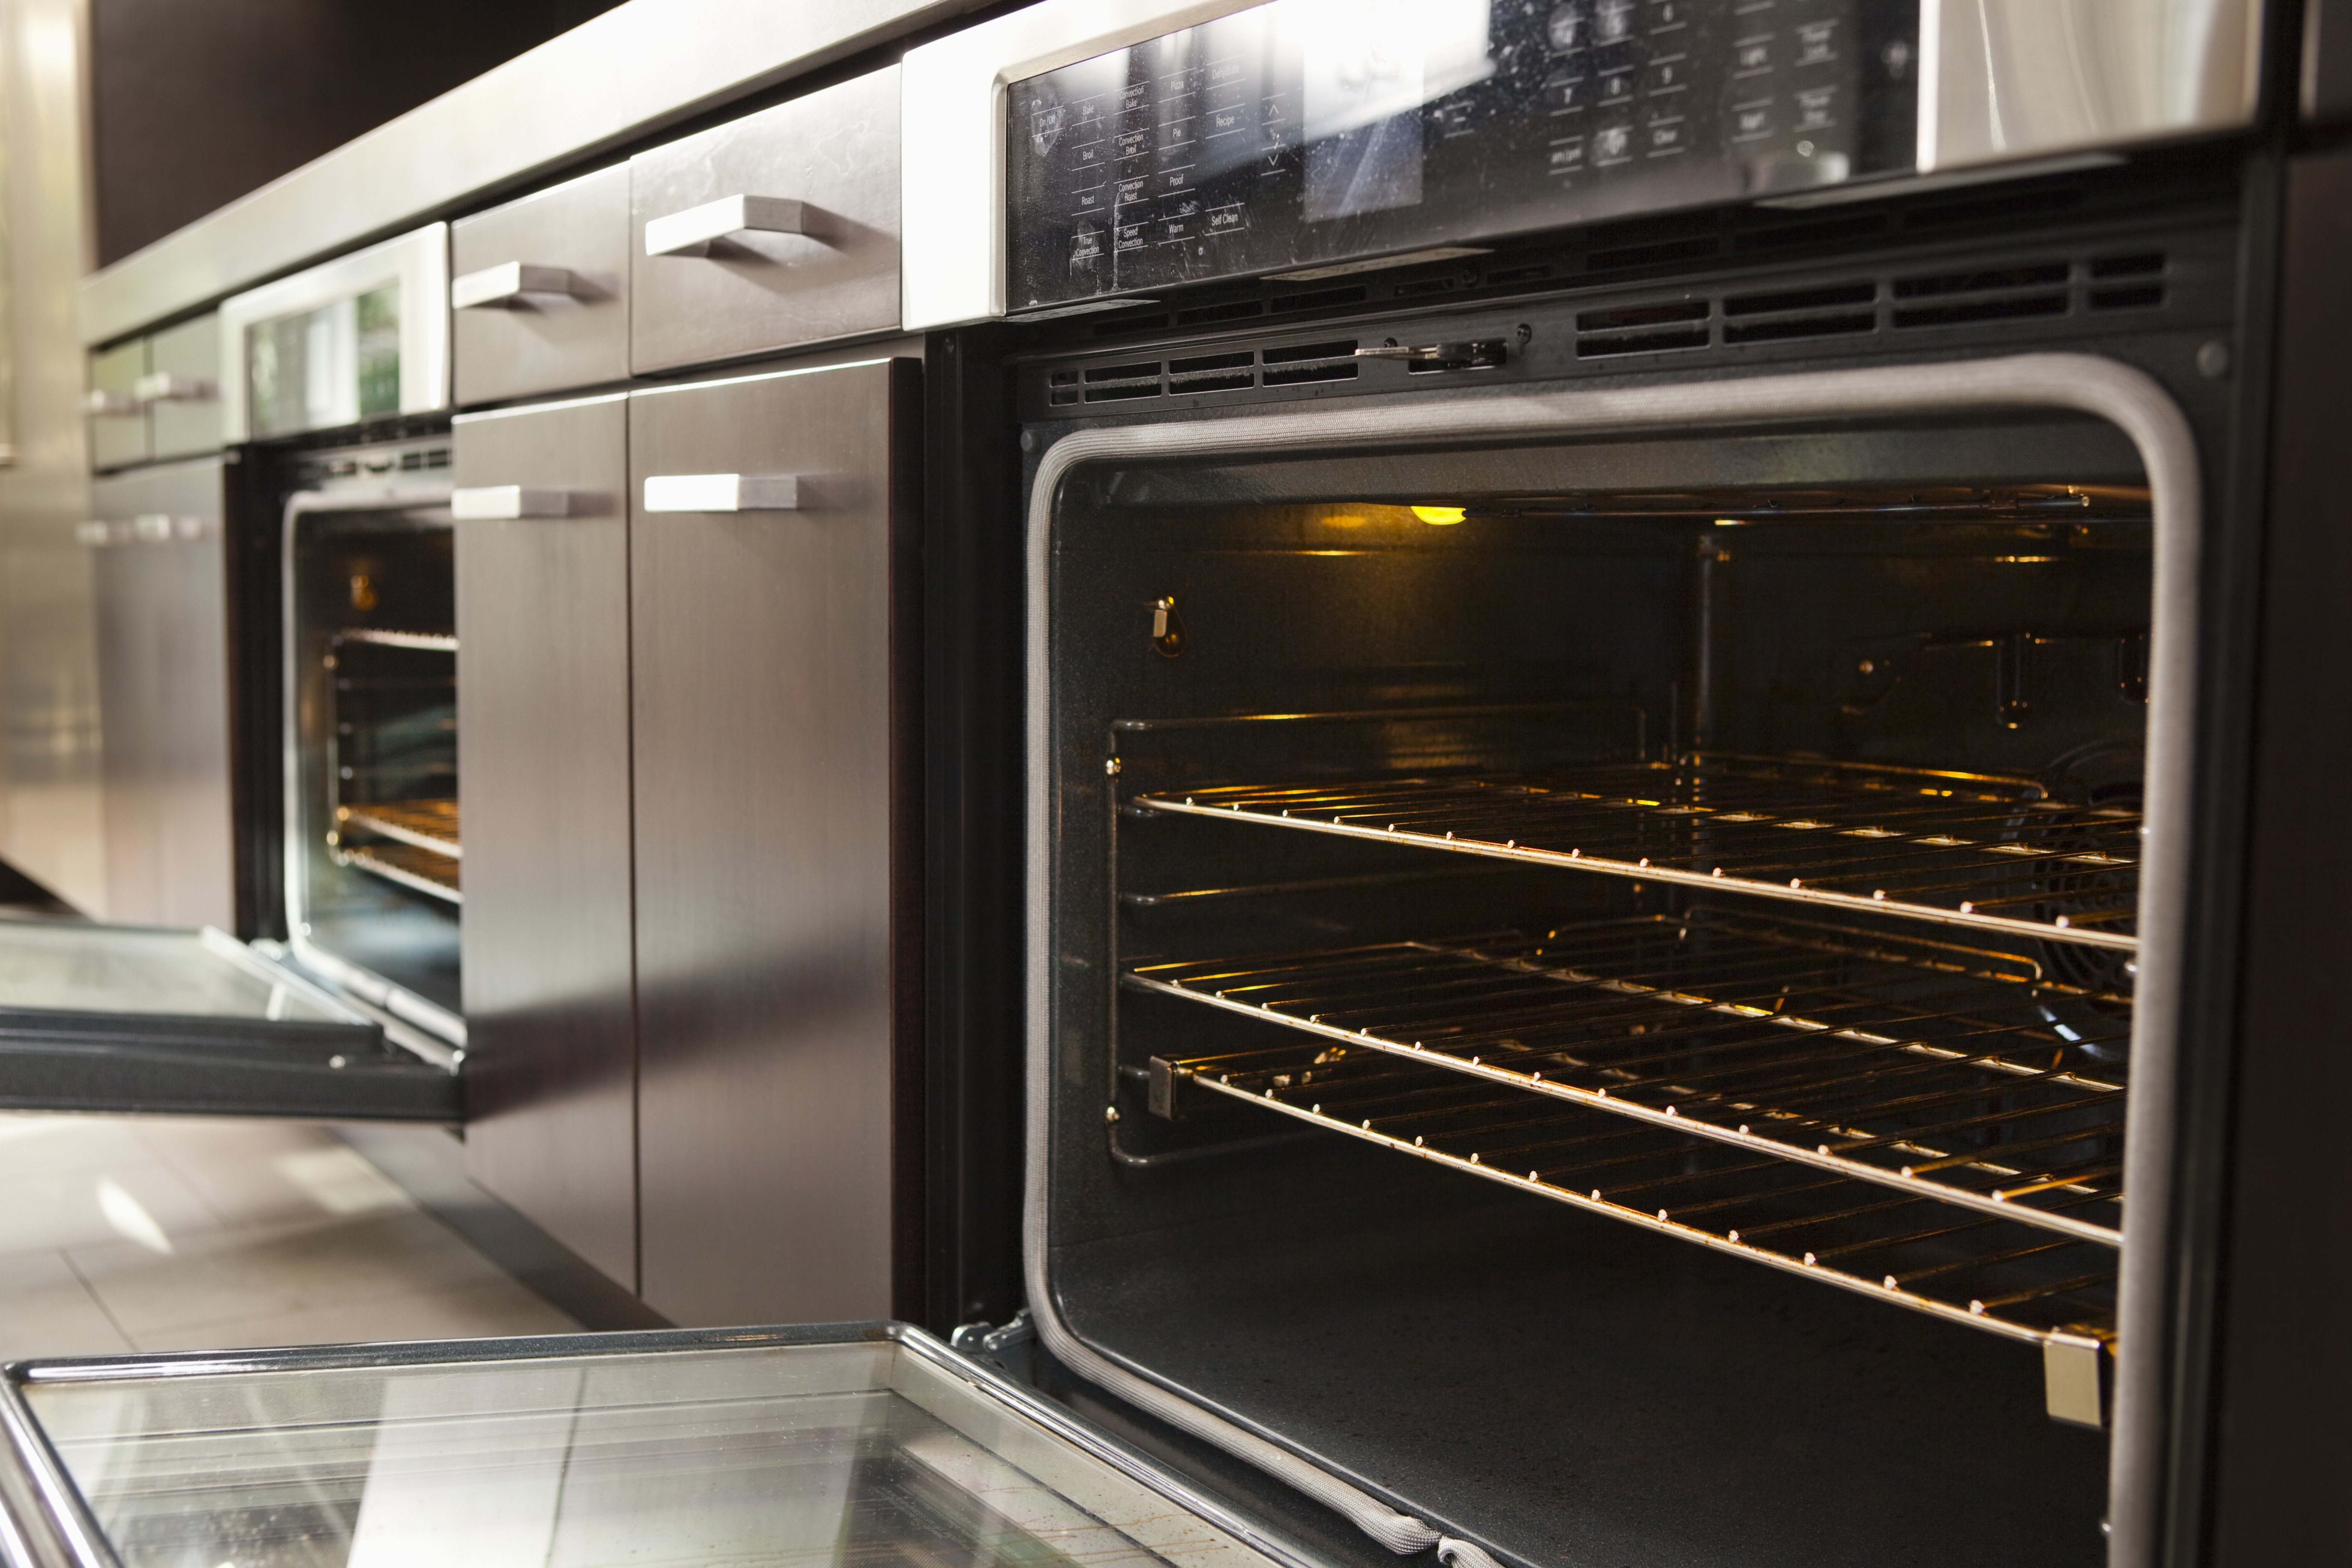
[1041,409,2155,1568]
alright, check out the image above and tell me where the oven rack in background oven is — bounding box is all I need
[1121,752,2133,1370]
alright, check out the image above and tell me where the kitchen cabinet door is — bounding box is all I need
[628,356,921,1328]
[453,392,638,1292]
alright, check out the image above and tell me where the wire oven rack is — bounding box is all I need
[335,839,461,904]
[1163,1047,2116,1349]
[336,800,460,860]
[1133,754,2140,951]
[1129,913,2127,1245]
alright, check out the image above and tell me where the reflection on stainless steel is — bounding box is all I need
[1921,0,2266,173]
[336,628,460,652]
[8,1329,1296,1568]
[1136,912,2127,1243]
[1137,755,2143,952]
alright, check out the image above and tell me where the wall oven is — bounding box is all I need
[905,3,2275,1567]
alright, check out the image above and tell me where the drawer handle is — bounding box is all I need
[81,389,140,418]
[452,262,581,309]
[132,371,218,404]
[643,194,814,257]
[642,473,802,512]
[451,485,577,520]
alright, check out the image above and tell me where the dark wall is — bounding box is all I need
[90,0,628,267]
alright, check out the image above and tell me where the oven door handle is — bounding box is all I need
[451,485,581,520]
[451,261,581,309]
[643,194,820,257]
[641,472,804,513]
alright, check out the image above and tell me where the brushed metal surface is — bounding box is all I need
[1920,0,2266,173]
[89,459,234,930]
[80,0,985,349]
[453,165,630,407]
[630,356,921,1328]
[629,67,901,376]
[453,392,638,1292]
[146,314,222,462]
[217,225,449,443]
[87,341,149,473]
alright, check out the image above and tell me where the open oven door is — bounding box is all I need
[0,917,461,1122]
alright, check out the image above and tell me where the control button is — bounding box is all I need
[1795,85,1837,131]
[1645,54,1688,96]
[1547,136,1588,176]
[1119,81,1152,115]
[1156,165,1197,196]
[1158,117,1196,155]
[1116,176,1150,208]
[1116,126,1152,161]
[1544,70,1590,113]
[1599,68,1636,107]
[1072,140,1107,173]
[1733,33,1772,76]
[1796,20,1838,67]
[1645,0,1688,33]
[1208,57,1248,90]
[1594,120,1634,166]
[1069,224,1104,264]
[1113,222,1149,253]
[1072,185,1112,218]
[1596,0,1635,45]
[1645,114,1688,157]
[1027,98,1065,156]
[1547,2,1590,52]
[1206,104,1252,139]
[1730,98,1774,142]
[1206,203,1247,235]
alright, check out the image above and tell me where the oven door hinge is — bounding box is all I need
[950,1310,1037,1382]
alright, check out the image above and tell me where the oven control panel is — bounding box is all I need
[1006,0,1919,314]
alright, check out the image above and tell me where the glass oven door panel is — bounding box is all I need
[2,1326,1301,1568]
[0,919,458,1120]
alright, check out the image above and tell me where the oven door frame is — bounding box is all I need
[1021,351,2205,1568]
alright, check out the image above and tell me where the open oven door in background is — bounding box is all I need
[0,918,460,1121]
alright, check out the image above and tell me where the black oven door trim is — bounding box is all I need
[1021,351,2204,1568]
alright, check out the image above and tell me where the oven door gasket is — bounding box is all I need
[1023,351,2202,1568]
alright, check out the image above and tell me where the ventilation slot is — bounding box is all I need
[1721,279,1877,344]
[1269,285,1368,314]
[1260,339,1361,385]
[1168,351,1256,394]
[1576,299,1709,358]
[1081,361,1164,403]
[1891,261,2069,329]
[1090,311,1172,338]
[1047,368,1079,408]
[2088,252,2167,312]
[1393,275,1461,298]
[1484,263,1554,287]
[1175,299,1266,327]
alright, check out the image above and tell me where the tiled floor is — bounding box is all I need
[0,1113,579,1360]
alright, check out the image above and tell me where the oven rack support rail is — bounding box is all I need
[1159,1053,2115,1369]
[1132,754,2141,953]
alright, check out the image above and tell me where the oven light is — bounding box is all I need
[1714,518,1747,527]
[1412,505,1466,525]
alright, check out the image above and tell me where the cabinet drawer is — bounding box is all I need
[454,165,631,405]
[148,314,224,461]
[87,341,149,472]
[629,66,900,375]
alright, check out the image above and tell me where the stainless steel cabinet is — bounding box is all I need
[629,67,901,376]
[452,393,638,1292]
[147,314,224,461]
[629,356,922,1327]
[85,460,233,928]
[453,165,631,406]
[86,341,148,472]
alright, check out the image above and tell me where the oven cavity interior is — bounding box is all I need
[1055,421,2152,1563]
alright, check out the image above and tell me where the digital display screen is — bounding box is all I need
[1006,0,1919,314]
